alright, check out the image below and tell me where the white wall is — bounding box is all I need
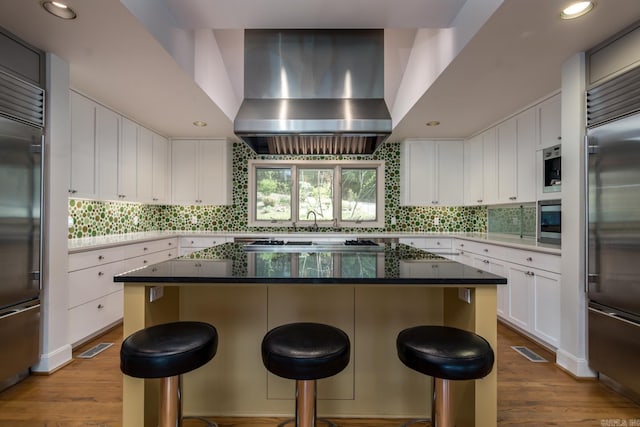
[33,53,72,373]
[556,52,595,378]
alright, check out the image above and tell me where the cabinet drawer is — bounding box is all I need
[179,236,227,248]
[68,262,123,309]
[454,239,508,259]
[122,238,178,259]
[504,249,561,273]
[122,248,177,273]
[400,238,452,251]
[68,247,125,272]
[68,290,123,345]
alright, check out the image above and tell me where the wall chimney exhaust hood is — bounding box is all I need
[234,29,392,155]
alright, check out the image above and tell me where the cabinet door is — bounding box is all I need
[95,104,119,200]
[152,133,169,203]
[532,269,561,347]
[118,116,138,201]
[436,140,464,205]
[464,135,483,205]
[497,118,518,203]
[136,126,153,203]
[482,128,498,204]
[198,140,231,205]
[400,140,436,206]
[516,108,537,203]
[171,139,199,204]
[538,93,561,150]
[507,264,532,331]
[489,259,508,319]
[69,91,96,198]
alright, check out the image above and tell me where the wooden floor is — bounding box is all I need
[0,322,638,426]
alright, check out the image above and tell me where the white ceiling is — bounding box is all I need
[1,0,640,142]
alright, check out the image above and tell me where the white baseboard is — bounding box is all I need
[556,348,596,378]
[32,344,73,374]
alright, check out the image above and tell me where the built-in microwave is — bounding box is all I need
[543,144,561,193]
[538,199,561,245]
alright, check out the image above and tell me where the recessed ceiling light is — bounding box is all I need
[560,1,595,20]
[193,120,208,127]
[41,1,77,20]
[425,121,440,127]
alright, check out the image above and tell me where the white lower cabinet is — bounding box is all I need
[453,238,561,349]
[68,237,178,346]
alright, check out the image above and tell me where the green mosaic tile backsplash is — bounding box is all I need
[68,142,487,239]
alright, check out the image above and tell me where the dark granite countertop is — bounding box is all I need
[115,243,506,285]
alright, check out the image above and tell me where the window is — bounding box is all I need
[249,160,384,228]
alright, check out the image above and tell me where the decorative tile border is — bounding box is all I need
[68,142,487,239]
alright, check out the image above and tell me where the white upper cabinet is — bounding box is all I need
[69,91,96,198]
[171,139,232,205]
[95,104,119,201]
[515,108,537,203]
[152,133,170,204]
[496,118,518,203]
[118,116,138,201]
[463,128,497,206]
[136,126,154,203]
[400,139,464,206]
[538,93,561,150]
[69,90,170,204]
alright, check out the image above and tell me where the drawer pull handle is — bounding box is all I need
[460,243,464,247]
[191,241,195,244]
[98,255,104,260]
[98,271,104,276]
[143,260,148,264]
[168,242,172,246]
[143,247,148,251]
[526,257,533,262]
[432,264,439,269]
[477,199,483,203]
[97,304,104,309]
[483,249,488,253]
[526,271,535,276]
[483,260,490,264]
[436,242,441,245]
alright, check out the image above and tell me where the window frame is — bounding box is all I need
[248,159,385,229]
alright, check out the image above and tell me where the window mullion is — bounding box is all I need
[335,165,341,225]
[291,165,298,224]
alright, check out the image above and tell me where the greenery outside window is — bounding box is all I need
[249,160,385,228]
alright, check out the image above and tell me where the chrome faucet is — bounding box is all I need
[307,210,318,232]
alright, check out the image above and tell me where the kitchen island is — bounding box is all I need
[115,242,506,427]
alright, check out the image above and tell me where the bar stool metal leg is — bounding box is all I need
[159,375,180,427]
[277,380,338,427]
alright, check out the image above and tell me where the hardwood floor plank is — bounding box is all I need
[0,322,638,426]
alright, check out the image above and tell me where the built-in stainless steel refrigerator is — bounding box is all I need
[587,68,640,402]
[0,71,43,391]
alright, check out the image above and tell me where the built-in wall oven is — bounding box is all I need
[538,199,561,245]
[543,144,561,193]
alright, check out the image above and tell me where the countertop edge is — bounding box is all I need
[69,231,561,255]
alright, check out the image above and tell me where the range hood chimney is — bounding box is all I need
[234,29,392,155]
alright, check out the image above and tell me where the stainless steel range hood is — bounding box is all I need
[234,29,392,155]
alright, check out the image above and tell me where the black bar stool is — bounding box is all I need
[120,321,219,427]
[261,322,351,427]
[396,325,494,427]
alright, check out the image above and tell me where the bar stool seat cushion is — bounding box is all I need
[262,322,350,381]
[121,321,218,379]
[397,325,494,381]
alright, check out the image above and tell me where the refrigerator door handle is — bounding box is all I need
[0,303,40,321]
[588,306,640,328]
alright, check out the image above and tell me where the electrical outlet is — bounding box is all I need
[67,216,74,227]
[191,216,198,224]
[433,217,440,226]
[391,216,397,225]
[458,288,472,304]
[133,216,139,225]
[149,286,164,302]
